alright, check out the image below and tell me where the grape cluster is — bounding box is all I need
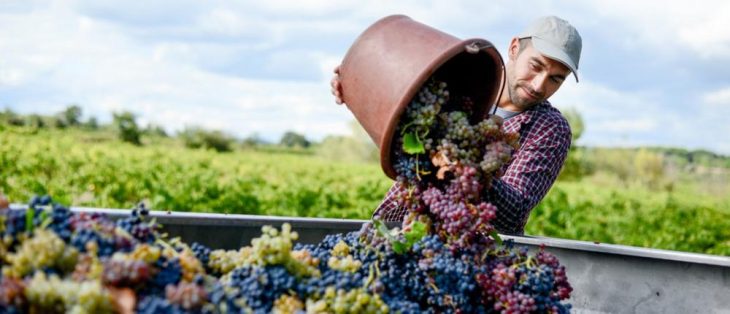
[475,246,572,314]
[1,191,571,313]
[102,259,151,287]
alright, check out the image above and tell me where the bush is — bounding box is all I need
[315,120,378,163]
[144,123,168,137]
[558,107,592,180]
[112,111,142,145]
[634,148,665,189]
[279,131,310,148]
[241,133,267,149]
[1,109,25,126]
[60,105,82,127]
[316,135,378,163]
[84,117,99,130]
[26,114,46,129]
[179,127,234,152]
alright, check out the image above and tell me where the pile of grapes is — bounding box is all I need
[388,79,522,248]
[0,80,572,314]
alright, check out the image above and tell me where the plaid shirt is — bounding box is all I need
[373,100,572,235]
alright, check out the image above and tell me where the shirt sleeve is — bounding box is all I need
[372,182,407,221]
[488,119,572,235]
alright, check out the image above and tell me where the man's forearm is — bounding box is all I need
[486,178,533,235]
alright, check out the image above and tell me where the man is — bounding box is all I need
[331,16,582,235]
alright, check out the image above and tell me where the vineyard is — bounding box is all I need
[2,128,730,256]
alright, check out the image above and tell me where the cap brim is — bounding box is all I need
[531,37,579,82]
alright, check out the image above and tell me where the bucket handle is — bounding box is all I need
[465,41,494,54]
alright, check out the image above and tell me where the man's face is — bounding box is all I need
[505,38,571,111]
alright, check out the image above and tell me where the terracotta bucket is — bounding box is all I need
[339,15,506,180]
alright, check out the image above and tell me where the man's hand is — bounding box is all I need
[330,65,344,105]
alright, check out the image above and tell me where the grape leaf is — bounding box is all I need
[374,220,397,242]
[404,221,427,245]
[403,132,425,155]
[391,241,407,254]
[489,230,503,245]
[374,219,427,254]
[374,220,407,254]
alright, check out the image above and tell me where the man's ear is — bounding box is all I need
[508,37,520,61]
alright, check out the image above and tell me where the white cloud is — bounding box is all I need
[550,80,668,146]
[197,9,251,36]
[703,87,730,107]
[583,0,730,60]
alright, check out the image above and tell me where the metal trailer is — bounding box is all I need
[10,206,730,313]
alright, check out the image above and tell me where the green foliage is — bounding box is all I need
[374,220,427,254]
[2,128,730,256]
[315,121,378,163]
[26,114,46,129]
[112,111,142,145]
[179,127,234,152]
[1,129,391,219]
[84,117,99,130]
[1,109,25,126]
[527,180,730,255]
[402,132,425,155]
[316,137,378,164]
[241,133,267,149]
[144,123,168,137]
[60,105,83,127]
[634,148,665,189]
[0,106,97,132]
[280,131,310,148]
[558,107,592,180]
[561,107,584,143]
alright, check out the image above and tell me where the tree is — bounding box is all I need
[241,133,267,149]
[26,114,46,129]
[558,107,592,180]
[201,130,233,152]
[61,105,83,126]
[180,126,233,152]
[561,107,584,143]
[113,111,142,145]
[145,123,169,137]
[53,116,68,128]
[84,117,99,130]
[279,131,310,148]
[1,109,25,126]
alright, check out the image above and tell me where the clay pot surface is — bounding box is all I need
[339,14,505,179]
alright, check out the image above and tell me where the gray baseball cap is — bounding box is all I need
[519,16,582,82]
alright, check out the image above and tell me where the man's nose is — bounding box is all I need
[530,73,547,95]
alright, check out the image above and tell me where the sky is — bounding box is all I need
[1,0,729,154]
